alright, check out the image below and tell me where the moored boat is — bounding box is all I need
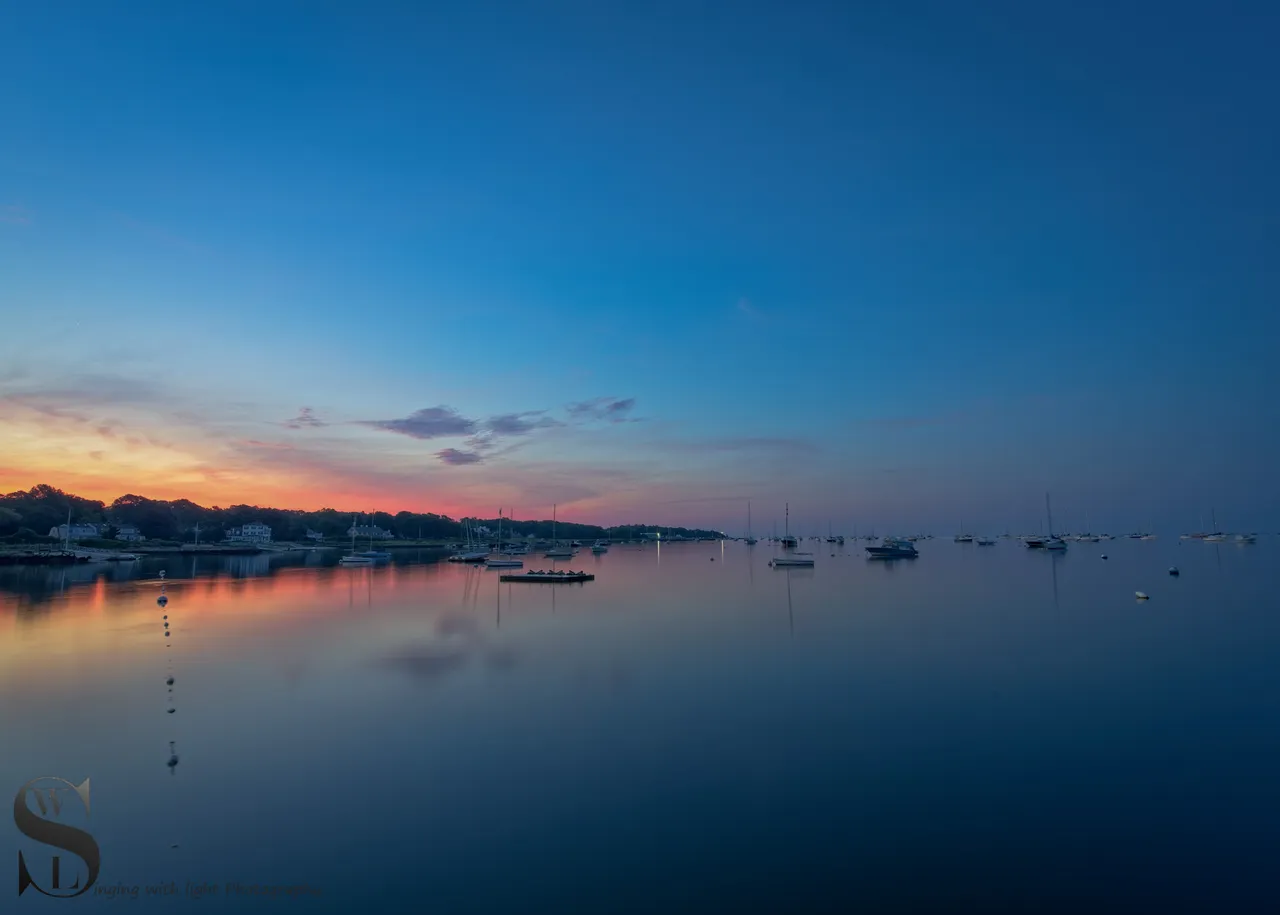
[866,538,918,559]
[500,570,594,583]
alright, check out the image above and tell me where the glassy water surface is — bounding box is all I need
[3,539,1278,912]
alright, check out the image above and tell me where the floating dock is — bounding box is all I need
[499,571,595,583]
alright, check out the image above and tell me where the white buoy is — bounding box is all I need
[1135,591,1149,600]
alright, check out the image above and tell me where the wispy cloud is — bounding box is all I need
[361,406,477,440]
[0,205,30,225]
[486,411,562,435]
[436,448,483,466]
[566,396,637,423]
[283,407,326,429]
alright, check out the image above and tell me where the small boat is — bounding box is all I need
[866,538,918,559]
[770,554,815,567]
[591,542,608,553]
[779,503,799,548]
[1169,567,1180,576]
[1023,537,1047,549]
[449,520,489,561]
[484,510,524,568]
[1045,538,1067,551]
[544,504,575,557]
[1235,533,1257,544]
[340,513,376,565]
[500,570,595,583]
[1135,591,1149,601]
[357,550,391,560]
[976,537,996,546]
[954,534,974,543]
[570,540,583,548]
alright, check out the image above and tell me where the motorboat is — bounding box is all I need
[770,553,815,567]
[866,538,918,559]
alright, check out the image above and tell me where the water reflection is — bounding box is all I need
[2,539,1278,910]
[0,549,451,611]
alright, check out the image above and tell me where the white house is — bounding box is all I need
[114,524,146,542]
[305,529,325,541]
[347,524,393,540]
[48,522,102,542]
[225,521,272,543]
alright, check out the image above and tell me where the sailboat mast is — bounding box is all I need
[1045,493,1055,538]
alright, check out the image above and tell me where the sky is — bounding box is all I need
[2,0,1278,535]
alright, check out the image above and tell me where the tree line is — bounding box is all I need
[0,484,724,544]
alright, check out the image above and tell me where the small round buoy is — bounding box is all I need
[1135,591,1149,600]
[1101,554,1108,560]
[710,557,714,561]
[157,595,168,606]
[167,707,175,713]
[1169,567,1179,576]
[166,676,174,686]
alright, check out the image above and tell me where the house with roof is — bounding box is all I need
[225,521,273,543]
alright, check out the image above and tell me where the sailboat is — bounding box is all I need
[486,509,523,568]
[499,512,530,555]
[448,520,489,562]
[339,514,375,565]
[771,504,812,565]
[1044,495,1067,550]
[1204,509,1228,541]
[545,504,573,557]
[744,501,757,545]
[356,511,391,559]
[779,504,799,549]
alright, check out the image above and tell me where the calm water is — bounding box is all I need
[3,538,1279,912]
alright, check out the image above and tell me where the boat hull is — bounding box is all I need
[500,572,594,583]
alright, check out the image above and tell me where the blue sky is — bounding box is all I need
[2,0,1278,532]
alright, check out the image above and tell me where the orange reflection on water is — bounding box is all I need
[0,565,395,689]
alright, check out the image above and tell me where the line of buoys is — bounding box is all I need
[157,570,179,848]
